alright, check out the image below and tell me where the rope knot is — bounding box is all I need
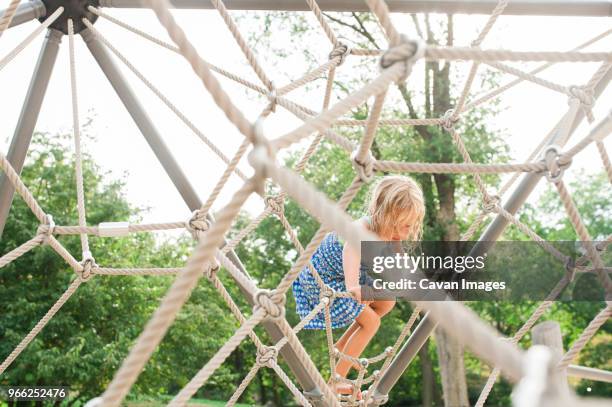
[380,35,425,83]
[37,214,55,242]
[328,42,351,66]
[266,82,278,114]
[542,145,571,184]
[247,120,275,195]
[568,85,595,122]
[351,150,375,183]
[373,394,389,405]
[256,346,278,368]
[359,358,369,369]
[481,195,501,213]
[264,194,284,215]
[186,210,211,240]
[319,286,336,305]
[441,109,460,131]
[78,250,96,282]
[202,257,220,280]
[253,289,286,321]
[565,256,576,283]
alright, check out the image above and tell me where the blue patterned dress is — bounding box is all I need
[292,218,372,330]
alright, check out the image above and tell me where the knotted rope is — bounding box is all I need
[329,42,351,66]
[253,289,286,322]
[380,35,426,83]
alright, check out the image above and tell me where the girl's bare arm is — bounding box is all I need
[342,240,361,295]
[342,219,370,303]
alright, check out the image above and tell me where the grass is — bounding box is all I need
[126,395,256,407]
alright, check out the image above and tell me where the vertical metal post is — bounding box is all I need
[81,28,326,404]
[369,313,437,405]
[368,65,612,403]
[0,28,62,238]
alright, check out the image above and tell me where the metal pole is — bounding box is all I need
[99,0,612,16]
[0,28,62,238]
[473,66,612,255]
[369,313,437,405]
[81,28,325,404]
[368,62,612,403]
[82,28,202,210]
[3,0,46,29]
[567,365,612,384]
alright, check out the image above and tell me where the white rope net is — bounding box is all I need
[0,0,610,406]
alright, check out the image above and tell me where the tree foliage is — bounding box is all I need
[0,130,244,405]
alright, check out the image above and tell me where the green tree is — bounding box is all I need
[469,171,611,403]
[0,129,241,405]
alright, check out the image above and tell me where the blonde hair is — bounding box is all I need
[367,175,425,241]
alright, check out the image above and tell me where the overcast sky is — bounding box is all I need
[0,3,610,239]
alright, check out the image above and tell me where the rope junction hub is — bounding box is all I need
[256,346,278,368]
[359,358,369,369]
[568,85,595,121]
[367,392,389,406]
[441,108,460,131]
[266,82,277,113]
[264,194,285,215]
[351,150,375,183]
[379,34,426,83]
[319,286,336,305]
[329,42,351,66]
[564,257,577,282]
[39,0,99,34]
[568,85,594,108]
[79,251,96,282]
[481,194,501,213]
[36,214,55,241]
[186,209,211,239]
[253,289,286,321]
[202,258,220,280]
[542,145,572,183]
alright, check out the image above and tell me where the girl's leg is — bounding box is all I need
[335,301,395,369]
[330,302,395,398]
[336,300,393,353]
[334,321,359,353]
[333,321,362,373]
[334,305,381,378]
[369,300,396,318]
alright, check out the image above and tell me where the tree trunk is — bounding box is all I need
[256,369,267,405]
[434,172,468,407]
[429,13,469,406]
[419,338,436,407]
[270,372,281,406]
[435,328,469,407]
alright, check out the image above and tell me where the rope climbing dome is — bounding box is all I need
[0,0,610,406]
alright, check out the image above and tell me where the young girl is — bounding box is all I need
[292,175,425,397]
